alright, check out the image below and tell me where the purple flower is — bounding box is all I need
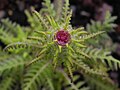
[55,30,71,46]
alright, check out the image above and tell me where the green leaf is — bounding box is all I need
[23,61,51,90]
[0,56,24,73]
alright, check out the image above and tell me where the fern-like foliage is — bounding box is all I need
[0,19,28,44]
[53,0,64,20]
[0,49,28,90]
[61,70,90,90]
[87,11,117,33]
[23,61,54,90]
[0,0,119,90]
[0,77,14,90]
[41,0,55,16]
[5,0,105,76]
[82,47,120,70]
[0,55,24,73]
[86,11,117,47]
[85,74,117,90]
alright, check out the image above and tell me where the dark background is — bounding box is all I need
[0,0,120,87]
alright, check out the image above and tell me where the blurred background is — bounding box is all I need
[0,0,120,88]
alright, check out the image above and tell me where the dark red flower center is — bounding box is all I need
[55,30,71,46]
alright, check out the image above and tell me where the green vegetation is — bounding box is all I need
[0,0,119,90]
